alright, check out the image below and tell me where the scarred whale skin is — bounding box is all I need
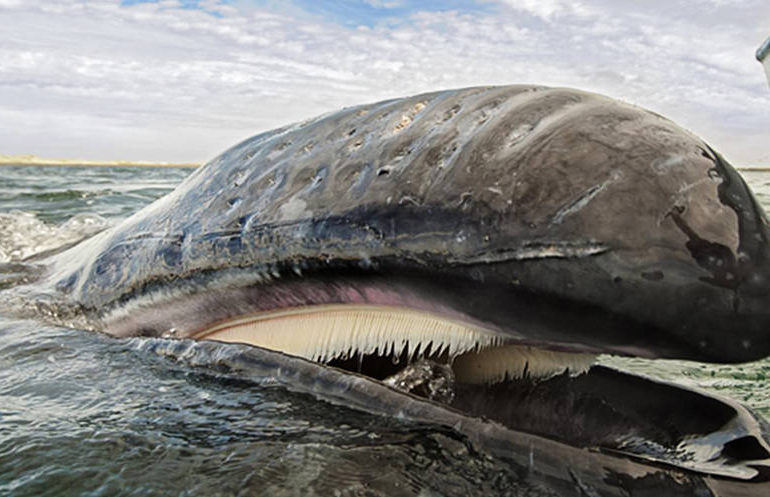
[5,85,770,496]
[22,84,770,364]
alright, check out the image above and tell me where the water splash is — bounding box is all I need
[0,211,109,263]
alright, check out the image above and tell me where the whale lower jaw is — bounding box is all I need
[194,304,597,384]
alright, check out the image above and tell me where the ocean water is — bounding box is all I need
[1,164,770,496]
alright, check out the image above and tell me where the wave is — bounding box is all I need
[0,210,110,263]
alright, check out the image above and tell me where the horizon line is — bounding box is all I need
[0,154,200,168]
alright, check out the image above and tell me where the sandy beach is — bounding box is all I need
[0,154,200,168]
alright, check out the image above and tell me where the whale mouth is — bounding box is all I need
[190,303,770,481]
[194,304,597,385]
[97,272,770,480]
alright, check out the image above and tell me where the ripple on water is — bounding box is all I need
[0,318,536,496]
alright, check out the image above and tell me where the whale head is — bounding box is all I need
[7,85,770,484]
[30,85,768,366]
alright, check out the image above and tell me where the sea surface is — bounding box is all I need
[1,164,770,496]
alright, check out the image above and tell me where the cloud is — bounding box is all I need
[0,0,768,165]
[495,0,595,20]
[362,0,406,8]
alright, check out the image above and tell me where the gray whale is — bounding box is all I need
[5,85,770,496]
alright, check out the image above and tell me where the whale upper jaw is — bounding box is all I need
[22,85,770,366]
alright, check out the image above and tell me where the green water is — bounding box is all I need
[0,165,191,223]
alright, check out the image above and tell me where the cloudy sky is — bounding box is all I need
[1,0,768,165]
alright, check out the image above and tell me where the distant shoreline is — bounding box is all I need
[0,155,200,168]
[1,154,766,172]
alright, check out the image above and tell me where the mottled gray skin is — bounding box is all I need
[7,85,770,494]
[22,85,770,364]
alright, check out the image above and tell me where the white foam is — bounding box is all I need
[0,211,109,263]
